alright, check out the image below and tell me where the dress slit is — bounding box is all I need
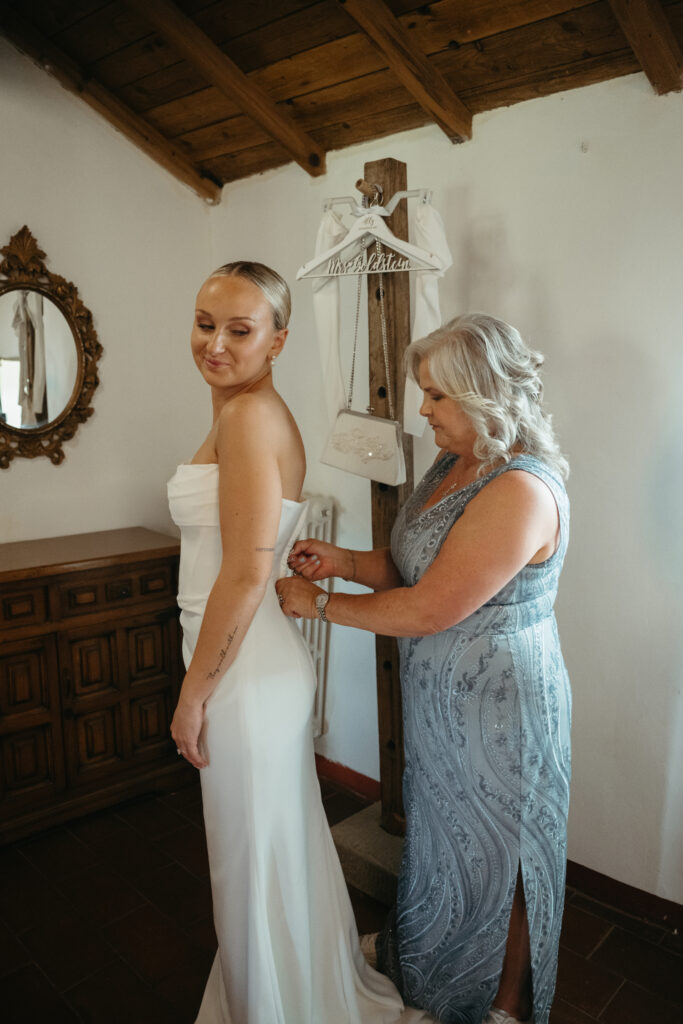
[491,863,534,1021]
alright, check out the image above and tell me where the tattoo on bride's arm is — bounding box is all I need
[207,625,239,680]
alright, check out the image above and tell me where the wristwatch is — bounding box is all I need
[315,592,331,622]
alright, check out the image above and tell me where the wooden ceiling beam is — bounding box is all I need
[120,0,326,177]
[144,2,633,141]
[0,7,220,203]
[607,0,683,94]
[84,0,600,113]
[337,0,472,143]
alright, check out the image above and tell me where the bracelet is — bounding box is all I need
[344,549,356,582]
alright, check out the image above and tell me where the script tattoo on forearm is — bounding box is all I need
[207,625,238,680]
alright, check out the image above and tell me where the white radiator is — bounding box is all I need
[294,495,335,738]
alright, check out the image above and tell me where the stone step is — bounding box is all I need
[331,800,403,906]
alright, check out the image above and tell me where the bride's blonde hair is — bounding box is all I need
[210,261,291,331]
[407,313,569,479]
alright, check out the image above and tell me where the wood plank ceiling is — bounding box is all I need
[1,0,681,202]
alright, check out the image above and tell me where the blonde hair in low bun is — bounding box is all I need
[407,313,568,479]
[210,261,291,330]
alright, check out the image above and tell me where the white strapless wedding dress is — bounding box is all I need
[168,464,432,1024]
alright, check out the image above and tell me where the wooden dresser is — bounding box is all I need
[0,528,194,844]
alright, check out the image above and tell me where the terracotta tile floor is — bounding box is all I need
[1,779,680,1023]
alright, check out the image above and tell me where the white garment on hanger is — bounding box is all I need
[404,204,452,436]
[312,211,348,429]
[310,203,451,437]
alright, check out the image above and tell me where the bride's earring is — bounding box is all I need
[270,354,277,365]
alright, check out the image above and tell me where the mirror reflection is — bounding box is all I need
[0,289,78,430]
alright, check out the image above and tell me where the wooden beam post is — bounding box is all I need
[0,7,221,204]
[364,157,413,834]
[122,0,327,177]
[340,0,472,143]
[608,0,683,94]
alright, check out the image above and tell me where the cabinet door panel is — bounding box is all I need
[2,726,51,790]
[126,615,179,763]
[131,691,172,754]
[67,706,124,783]
[0,725,64,813]
[68,632,118,699]
[0,636,65,819]
[60,624,127,785]
[0,644,50,716]
[127,621,169,685]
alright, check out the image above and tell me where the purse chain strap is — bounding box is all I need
[346,238,395,421]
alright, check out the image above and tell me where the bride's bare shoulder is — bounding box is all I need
[218,390,277,425]
[217,391,299,445]
[216,392,304,495]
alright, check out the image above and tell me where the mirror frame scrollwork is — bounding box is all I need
[0,225,103,468]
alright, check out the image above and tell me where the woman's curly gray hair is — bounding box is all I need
[407,313,569,479]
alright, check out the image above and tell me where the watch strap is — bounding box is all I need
[315,593,330,622]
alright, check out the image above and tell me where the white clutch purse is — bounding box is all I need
[322,409,406,485]
[320,240,407,487]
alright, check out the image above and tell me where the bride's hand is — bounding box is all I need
[276,576,324,619]
[170,694,209,770]
[288,539,353,582]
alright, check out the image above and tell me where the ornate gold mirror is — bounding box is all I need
[0,226,102,468]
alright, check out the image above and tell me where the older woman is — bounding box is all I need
[277,314,571,1024]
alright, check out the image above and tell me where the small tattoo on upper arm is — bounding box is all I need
[207,625,238,680]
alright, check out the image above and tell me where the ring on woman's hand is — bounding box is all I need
[278,593,284,606]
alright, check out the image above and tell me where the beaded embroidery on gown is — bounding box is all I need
[376,454,572,1024]
[167,464,434,1024]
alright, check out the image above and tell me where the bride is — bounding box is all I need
[167,263,432,1024]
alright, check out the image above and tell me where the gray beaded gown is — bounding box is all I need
[376,453,571,1024]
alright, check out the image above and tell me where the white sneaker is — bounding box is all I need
[483,1009,532,1024]
[359,932,379,968]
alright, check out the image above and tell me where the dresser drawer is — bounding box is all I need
[56,562,176,618]
[0,584,48,630]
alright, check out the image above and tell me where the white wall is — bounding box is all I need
[0,37,213,541]
[1,34,681,903]
[210,75,683,903]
